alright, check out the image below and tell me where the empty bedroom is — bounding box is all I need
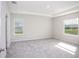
[0,0,79,58]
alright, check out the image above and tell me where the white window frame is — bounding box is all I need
[14,18,24,36]
[63,17,79,36]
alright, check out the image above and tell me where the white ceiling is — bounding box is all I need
[8,1,79,17]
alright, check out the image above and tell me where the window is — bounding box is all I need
[15,18,24,35]
[64,18,79,35]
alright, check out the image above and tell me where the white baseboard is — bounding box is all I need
[11,37,52,43]
[53,37,79,45]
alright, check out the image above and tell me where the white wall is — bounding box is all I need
[0,1,11,57]
[11,14,52,42]
[0,2,7,57]
[52,12,79,44]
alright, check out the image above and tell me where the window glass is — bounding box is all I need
[64,18,79,35]
[15,18,24,35]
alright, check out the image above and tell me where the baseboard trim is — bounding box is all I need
[53,37,79,45]
[11,37,53,43]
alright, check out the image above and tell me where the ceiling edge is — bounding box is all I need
[10,6,79,18]
[11,10,53,17]
[52,6,79,18]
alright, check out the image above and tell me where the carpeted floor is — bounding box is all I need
[6,39,79,58]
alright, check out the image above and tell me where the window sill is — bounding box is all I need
[64,33,79,37]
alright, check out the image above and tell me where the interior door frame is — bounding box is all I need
[5,14,8,50]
